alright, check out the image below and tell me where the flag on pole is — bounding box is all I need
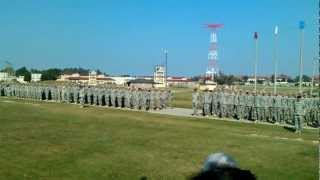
[254,32,258,39]
[274,26,278,35]
[299,21,305,29]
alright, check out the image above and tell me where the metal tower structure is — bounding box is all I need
[318,0,320,98]
[205,24,223,81]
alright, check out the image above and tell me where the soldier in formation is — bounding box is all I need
[193,86,319,130]
[0,82,172,112]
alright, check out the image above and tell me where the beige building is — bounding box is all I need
[57,71,115,85]
[153,65,166,88]
[167,76,196,88]
[31,73,42,82]
[128,79,154,89]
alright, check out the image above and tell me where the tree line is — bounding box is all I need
[191,72,314,85]
[1,67,104,82]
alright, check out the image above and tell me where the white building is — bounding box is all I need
[0,72,16,81]
[0,72,9,81]
[88,70,97,86]
[109,76,136,86]
[17,76,26,83]
[31,73,42,82]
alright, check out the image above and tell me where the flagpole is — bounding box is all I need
[310,58,316,95]
[273,26,279,95]
[254,32,258,92]
[298,21,305,94]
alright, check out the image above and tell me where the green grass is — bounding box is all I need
[170,87,193,109]
[0,98,318,180]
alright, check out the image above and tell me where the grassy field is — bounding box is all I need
[170,85,319,109]
[0,98,318,179]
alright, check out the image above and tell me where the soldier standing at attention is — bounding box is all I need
[203,89,212,116]
[211,89,218,117]
[274,94,282,124]
[134,88,140,109]
[79,86,85,107]
[141,89,148,110]
[165,90,172,107]
[124,87,131,109]
[294,94,305,133]
[105,87,111,106]
[150,88,155,110]
[219,89,227,118]
[110,88,116,107]
[192,88,199,116]
[146,89,151,110]
[254,91,262,122]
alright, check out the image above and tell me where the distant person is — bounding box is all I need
[294,94,305,133]
[190,152,256,180]
[192,88,199,115]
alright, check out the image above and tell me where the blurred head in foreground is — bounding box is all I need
[190,152,256,180]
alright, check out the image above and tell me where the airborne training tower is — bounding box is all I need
[206,24,223,82]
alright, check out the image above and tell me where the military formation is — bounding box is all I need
[192,87,319,131]
[0,83,172,111]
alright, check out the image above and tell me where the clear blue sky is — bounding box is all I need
[0,0,317,77]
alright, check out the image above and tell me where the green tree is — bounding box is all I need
[15,67,31,81]
[1,67,15,75]
[41,68,62,81]
[215,73,239,85]
[294,75,311,82]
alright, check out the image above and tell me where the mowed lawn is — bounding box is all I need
[0,98,318,180]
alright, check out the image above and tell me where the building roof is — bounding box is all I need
[167,79,193,83]
[67,76,114,81]
[128,79,155,84]
[96,77,115,81]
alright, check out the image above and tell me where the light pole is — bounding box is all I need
[164,49,168,88]
[254,32,259,92]
[273,26,279,95]
[298,21,305,94]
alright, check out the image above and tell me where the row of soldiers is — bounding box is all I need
[192,88,319,129]
[0,83,172,111]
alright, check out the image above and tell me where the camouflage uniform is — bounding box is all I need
[294,97,305,133]
[192,90,199,115]
[203,90,212,116]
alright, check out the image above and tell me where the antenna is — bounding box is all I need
[205,23,223,81]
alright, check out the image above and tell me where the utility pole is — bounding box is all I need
[254,32,259,92]
[298,21,305,94]
[164,49,168,88]
[273,26,279,95]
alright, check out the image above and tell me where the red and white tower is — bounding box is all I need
[206,24,223,81]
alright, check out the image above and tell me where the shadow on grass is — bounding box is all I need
[283,126,296,133]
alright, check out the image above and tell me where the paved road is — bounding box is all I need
[149,107,317,130]
[149,107,195,117]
